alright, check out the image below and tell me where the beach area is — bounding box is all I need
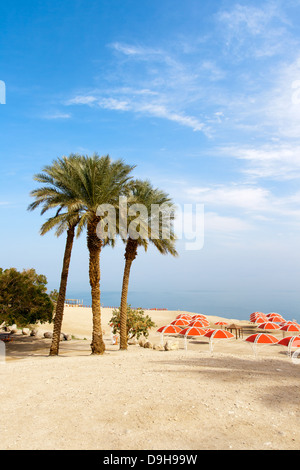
[1,306,300,450]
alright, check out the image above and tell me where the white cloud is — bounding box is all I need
[110,42,160,57]
[66,95,98,105]
[186,185,270,211]
[264,56,300,138]
[43,112,71,119]
[63,40,225,134]
[217,2,293,58]
[99,98,130,111]
[204,211,252,233]
[185,182,300,224]
[135,102,205,132]
[223,144,300,180]
[68,90,206,133]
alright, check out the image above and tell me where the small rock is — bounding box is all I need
[144,341,153,349]
[128,337,138,345]
[164,340,179,351]
[153,344,164,351]
[22,328,30,336]
[64,334,72,341]
[44,332,53,339]
[30,328,39,336]
[139,338,147,348]
[7,324,18,334]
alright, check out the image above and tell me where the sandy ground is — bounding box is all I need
[1,307,300,450]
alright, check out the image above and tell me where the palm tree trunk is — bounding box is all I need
[87,216,105,355]
[49,224,76,356]
[120,238,138,350]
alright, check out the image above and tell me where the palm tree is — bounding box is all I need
[64,154,134,355]
[28,155,82,356]
[119,180,178,350]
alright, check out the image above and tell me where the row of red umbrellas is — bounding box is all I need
[157,313,235,352]
[157,311,300,356]
[256,322,300,332]
[247,312,300,356]
[245,333,300,357]
[249,311,300,336]
[250,311,286,323]
[250,311,300,324]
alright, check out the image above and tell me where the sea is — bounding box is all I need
[65,289,300,323]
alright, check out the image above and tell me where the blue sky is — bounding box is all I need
[1,0,300,314]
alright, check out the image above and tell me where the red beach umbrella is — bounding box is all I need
[157,325,181,334]
[175,314,192,321]
[157,324,181,346]
[189,319,210,327]
[204,329,235,353]
[280,323,300,332]
[204,329,235,339]
[192,314,207,320]
[277,336,300,356]
[269,317,285,323]
[245,333,278,356]
[188,320,209,328]
[245,333,278,344]
[250,314,268,324]
[250,312,263,318]
[214,321,228,329]
[258,322,280,330]
[256,317,269,324]
[171,318,190,327]
[266,313,285,322]
[179,326,208,350]
[250,312,267,322]
[179,326,208,336]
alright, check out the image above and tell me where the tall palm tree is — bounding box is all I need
[64,154,134,355]
[28,155,83,356]
[119,180,178,350]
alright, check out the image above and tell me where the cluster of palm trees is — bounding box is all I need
[28,154,178,356]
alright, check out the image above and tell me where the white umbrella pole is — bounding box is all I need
[251,343,257,357]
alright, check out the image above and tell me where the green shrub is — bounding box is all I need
[109,305,156,341]
[0,267,54,327]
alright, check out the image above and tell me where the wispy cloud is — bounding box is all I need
[204,211,252,234]
[43,112,71,120]
[110,42,161,57]
[186,185,271,211]
[66,95,98,105]
[185,183,300,221]
[64,40,230,134]
[224,144,300,180]
[67,92,207,133]
[217,2,294,58]
[63,12,300,145]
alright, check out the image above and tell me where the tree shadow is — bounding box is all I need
[152,348,300,388]
[3,334,119,359]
